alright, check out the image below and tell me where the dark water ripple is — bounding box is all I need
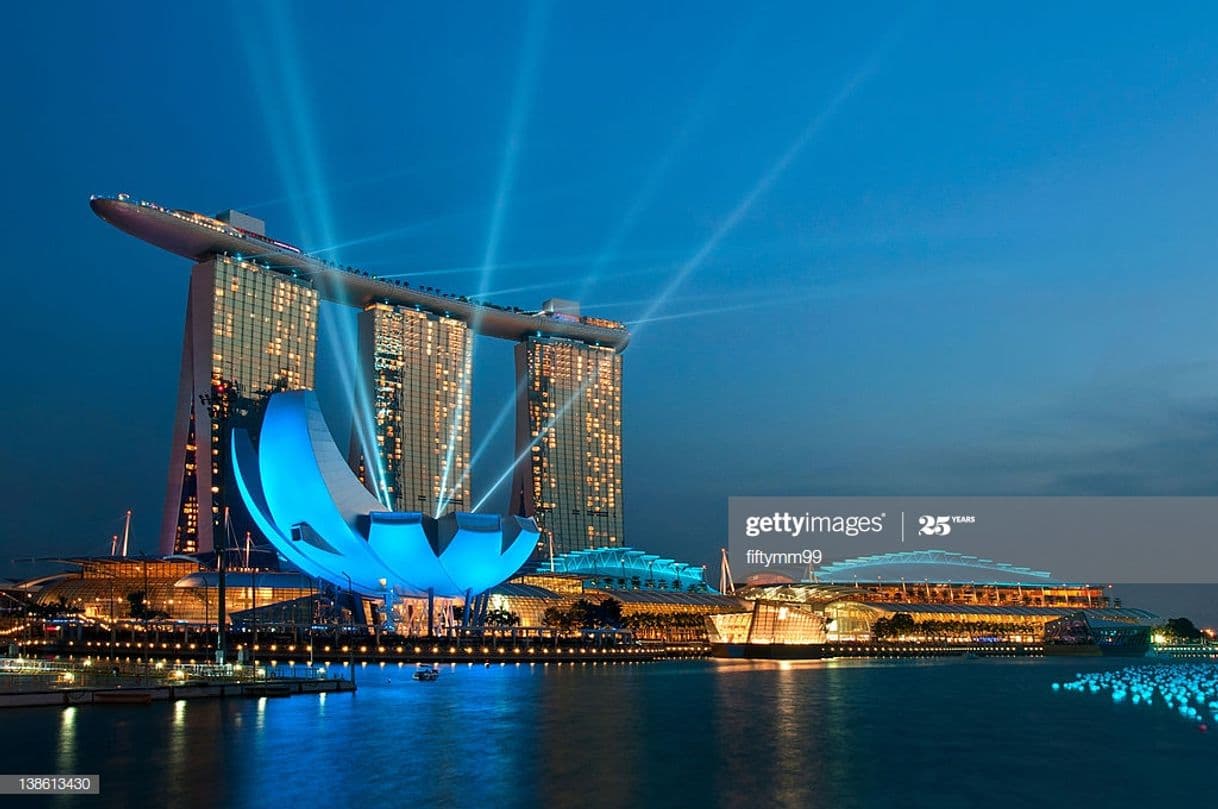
[2,658,1212,809]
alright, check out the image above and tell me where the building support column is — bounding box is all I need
[427,588,435,638]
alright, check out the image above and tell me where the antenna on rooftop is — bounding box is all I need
[719,548,735,595]
[121,509,132,557]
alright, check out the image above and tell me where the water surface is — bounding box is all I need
[4,658,1212,808]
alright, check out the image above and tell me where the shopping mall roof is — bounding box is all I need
[856,602,1161,623]
[737,584,866,606]
[488,583,567,601]
[538,546,713,592]
[814,550,1058,585]
[581,589,741,607]
[175,571,315,590]
[489,582,738,608]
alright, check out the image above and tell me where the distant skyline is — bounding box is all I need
[5,2,1218,584]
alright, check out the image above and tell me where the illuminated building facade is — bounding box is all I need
[541,546,712,591]
[230,391,539,598]
[161,254,318,555]
[358,303,472,514]
[30,558,318,624]
[91,196,631,567]
[706,553,1162,657]
[513,333,624,555]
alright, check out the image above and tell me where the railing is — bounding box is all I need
[0,656,335,693]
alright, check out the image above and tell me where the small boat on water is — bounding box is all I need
[412,664,440,682]
[94,690,153,705]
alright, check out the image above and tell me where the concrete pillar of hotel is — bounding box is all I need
[509,342,538,520]
[159,264,221,556]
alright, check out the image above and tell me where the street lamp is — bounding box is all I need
[141,554,150,677]
[378,577,393,638]
[341,571,355,684]
[307,575,317,668]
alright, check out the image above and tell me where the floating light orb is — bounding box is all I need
[1054,662,1218,731]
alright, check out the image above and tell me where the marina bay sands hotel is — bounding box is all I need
[90,196,628,560]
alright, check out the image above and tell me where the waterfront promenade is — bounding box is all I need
[0,658,354,709]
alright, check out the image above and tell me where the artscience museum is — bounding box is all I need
[230,391,540,599]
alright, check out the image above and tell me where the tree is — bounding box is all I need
[1161,617,1204,642]
[126,590,168,621]
[620,609,708,640]
[542,606,570,630]
[127,590,146,619]
[485,608,521,628]
[596,597,623,628]
[568,599,597,628]
[47,597,82,618]
[889,613,916,636]
[542,598,627,631]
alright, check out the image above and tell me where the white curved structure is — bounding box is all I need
[231,391,539,597]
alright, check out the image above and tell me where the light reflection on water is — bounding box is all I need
[55,705,76,775]
[167,700,187,776]
[20,659,1216,809]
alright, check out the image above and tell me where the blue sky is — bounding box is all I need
[4,2,1218,579]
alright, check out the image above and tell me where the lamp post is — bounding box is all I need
[250,564,258,667]
[341,571,355,684]
[85,560,134,675]
[108,570,116,656]
[217,509,229,666]
[83,560,120,662]
[307,575,316,668]
[377,577,391,641]
[141,554,149,677]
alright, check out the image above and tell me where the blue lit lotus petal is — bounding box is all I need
[255,392,403,593]
[438,514,539,594]
[366,512,457,596]
[500,516,542,579]
[436,513,512,595]
[231,428,336,585]
[232,391,539,598]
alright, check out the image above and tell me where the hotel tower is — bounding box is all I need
[358,303,473,515]
[161,230,319,554]
[512,301,624,556]
[90,196,629,559]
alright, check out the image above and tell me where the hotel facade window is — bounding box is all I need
[161,256,318,555]
[357,303,472,515]
[512,336,624,556]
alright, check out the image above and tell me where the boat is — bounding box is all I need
[412,664,440,682]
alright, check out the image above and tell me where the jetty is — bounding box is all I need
[0,658,354,709]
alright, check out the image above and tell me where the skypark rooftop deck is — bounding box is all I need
[90,195,631,351]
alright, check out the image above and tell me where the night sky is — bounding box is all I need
[5,2,1218,587]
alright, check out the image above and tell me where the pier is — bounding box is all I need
[10,625,668,668]
[0,658,354,709]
